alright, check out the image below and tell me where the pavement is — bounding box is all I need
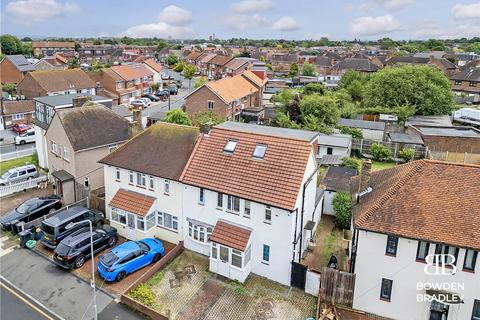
[0,142,36,155]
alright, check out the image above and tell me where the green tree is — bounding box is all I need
[173,62,185,72]
[182,64,196,90]
[163,109,192,126]
[370,143,391,161]
[69,57,80,69]
[400,44,420,53]
[339,102,358,119]
[90,60,105,72]
[341,157,361,172]
[364,65,453,116]
[2,83,15,95]
[266,63,273,71]
[339,126,363,139]
[464,42,480,54]
[340,70,368,88]
[272,88,295,110]
[333,192,352,230]
[275,112,301,129]
[194,76,208,89]
[165,55,178,66]
[0,35,22,54]
[299,94,340,129]
[286,94,301,122]
[289,63,299,78]
[398,148,415,162]
[304,83,326,95]
[301,63,316,76]
[93,39,102,45]
[333,89,353,108]
[345,80,364,102]
[151,83,160,92]
[156,41,169,52]
[378,37,396,50]
[192,110,224,127]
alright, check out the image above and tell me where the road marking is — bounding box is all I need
[0,282,54,320]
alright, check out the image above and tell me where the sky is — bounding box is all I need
[1,0,480,40]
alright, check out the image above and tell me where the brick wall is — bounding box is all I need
[16,73,48,98]
[185,86,229,119]
[0,58,24,84]
[451,80,480,94]
[422,135,480,153]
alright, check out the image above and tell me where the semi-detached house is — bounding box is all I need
[99,121,321,287]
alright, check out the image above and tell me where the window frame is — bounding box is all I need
[262,244,270,264]
[136,172,146,187]
[435,244,459,266]
[157,211,178,231]
[252,144,267,159]
[129,171,134,184]
[164,180,170,194]
[207,100,214,110]
[380,278,393,301]
[217,192,223,209]
[115,168,121,181]
[416,241,430,262]
[199,188,205,205]
[264,205,272,223]
[472,299,480,320]
[149,176,154,190]
[463,249,477,272]
[385,235,398,256]
[63,147,69,161]
[244,200,251,218]
[227,195,240,214]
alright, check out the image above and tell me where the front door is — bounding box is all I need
[127,213,136,240]
[218,245,230,278]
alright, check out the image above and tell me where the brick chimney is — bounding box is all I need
[359,159,372,193]
[132,109,143,132]
[72,96,91,108]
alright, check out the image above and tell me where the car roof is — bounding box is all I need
[111,241,140,259]
[43,206,90,227]
[60,228,92,246]
[10,164,36,171]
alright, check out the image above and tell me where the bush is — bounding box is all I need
[128,283,155,306]
[398,148,414,162]
[304,83,325,95]
[333,192,352,230]
[370,143,391,161]
[341,157,361,172]
[339,126,363,139]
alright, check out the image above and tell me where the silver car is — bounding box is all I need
[0,164,39,186]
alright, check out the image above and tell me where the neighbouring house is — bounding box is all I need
[386,56,457,76]
[141,59,162,88]
[332,58,380,75]
[32,41,75,57]
[350,159,480,320]
[33,94,113,168]
[450,67,480,104]
[99,122,200,244]
[16,69,96,98]
[78,45,123,64]
[207,55,233,79]
[45,102,130,205]
[197,53,217,76]
[0,55,36,84]
[338,118,386,141]
[180,122,321,286]
[185,51,203,65]
[0,100,35,130]
[317,133,352,159]
[33,54,69,71]
[223,58,255,77]
[184,71,266,122]
[314,55,334,75]
[320,166,356,216]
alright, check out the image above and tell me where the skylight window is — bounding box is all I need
[253,144,267,159]
[224,140,237,153]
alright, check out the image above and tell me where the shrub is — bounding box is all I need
[333,192,351,230]
[341,157,361,172]
[128,283,155,306]
[398,148,414,162]
[339,126,363,139]
[370,143,391,161]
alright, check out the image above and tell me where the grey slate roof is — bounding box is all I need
[415,126,480,138]
[34,94,111,107]
[334,58,380,72]
[338,118,385,131]
[112,104,133,118]
[5,55,36,72]
[388,133,424,145]
[405,115,452,127]
[318,133,351,148]
[321,166,357,192]
[216,122,318,142]
[451,68,480,82]
[318,154,345,166]
[55,103,130,151]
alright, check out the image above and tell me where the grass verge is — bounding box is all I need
[0,155,38,175]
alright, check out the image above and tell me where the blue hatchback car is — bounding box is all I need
[97,238,165,282]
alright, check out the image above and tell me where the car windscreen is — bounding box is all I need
[1,171,12,179]
[41,223,55,235]
[16,202,33,214]
[55,243,72,256]
[100,252,118,267]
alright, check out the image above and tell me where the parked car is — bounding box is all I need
[53,225,118,269]
[155,90,170,99]
[161,73,170,80]
[131,100,147,109]
[142,94,159,102]
[168,85,178,95]
[14,129,35,145]
[0,164,39,186]
[0,195,62,230]
[139,98,151,106]
[40,207,104,249]
[176,80,183,88]
[97,238,165,282]
[11,123,30,134]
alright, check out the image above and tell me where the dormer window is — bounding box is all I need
[224,140,237,153]
[253,144,267,159]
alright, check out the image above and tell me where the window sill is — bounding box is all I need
[128,183,134,186]
[215,207,223,211]
[164,193,170,196]
[261,261,269,265]
[415,259,427,264]
[227,210,240,216]
[198,202,205,206]
[148,188,154,192]
[462,268,475,274]
[243,215,251,219]
[115,179,120,182]
[385,252,397,257]
[263,220,271,225]
[136,185,146,189]
[380,297,391,302]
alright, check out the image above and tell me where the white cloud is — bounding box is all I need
[373,0,415,10]
[158,5,192,26]
[349,14,401,36]
[413,20,480,39]
[219,14,269,31]
[452,2,480,19]
[120,5,193,39]
[272,16,302,32]
[230,0,273,13]
[6,0,79,25]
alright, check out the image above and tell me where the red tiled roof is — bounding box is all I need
[203,72,258,103]
[185,51,203,60]
[109,189,155,216]
[242,70,267,87]
[111,64,154,81]
[353,160,480,250]
[210,221,251,251]
[180,126,313,210]
[144,59,162,73]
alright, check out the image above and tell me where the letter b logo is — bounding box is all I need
[424,254,457,275]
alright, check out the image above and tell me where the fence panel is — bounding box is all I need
[0,176,47,198]
[319,267,355,307]
[351,138,427,159]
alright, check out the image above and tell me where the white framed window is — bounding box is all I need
[199,188,205,205]
[129,171,134,184]
[51,141,58,154]
[244,245,251,266]
[164,180,170,194]
[231,249,242,268]
[227,195,240,214]
[84,177,90,188]
[188,222,213,243]
[217,192,223,209]
[12,113,26,120]
[157,212,178,231]
[265,205,272,223]
[115,168,120,181]
[208,100,214,110]
[137,216,145,231]
[63,147,69,161]
[108,144,118,153]
[136,172,146,187]
[211,243,218,259]
[111,207,126,224]
[146,212,156,230]
[149,176,154,190]
[244,200,251,218]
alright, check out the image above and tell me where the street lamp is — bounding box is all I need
[66,220,97,320]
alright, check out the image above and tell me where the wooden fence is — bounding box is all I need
[89,187,105,213]
[318,267,355,307]
[0,176,48,198]
[351,138,428,159]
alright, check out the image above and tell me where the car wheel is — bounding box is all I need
[153,253,162,263]
[116,271,126,282]
[74,255,86,268]
[20,140,26,145]
[107,237,117,247]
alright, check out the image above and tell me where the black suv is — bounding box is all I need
[0,195,62,230]
[40,207,104,249]
[53,225,118,269]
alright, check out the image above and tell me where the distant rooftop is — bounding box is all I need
[318,133,352,148]
[388,133,424,145]
[34,94,111,107]
[215,121,318,142]
[415,126,480,138]
[338,118,385,131]
[405,115,452,128]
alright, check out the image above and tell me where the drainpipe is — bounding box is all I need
[350,228,359,273]
[292,208,298,262]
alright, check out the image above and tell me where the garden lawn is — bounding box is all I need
[0,155,37,175]
[371,160,396,171]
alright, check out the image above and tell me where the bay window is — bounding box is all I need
[188,221,213,243]
[146,212,156,230]
[137,216,145,231]
[111,207,126,224]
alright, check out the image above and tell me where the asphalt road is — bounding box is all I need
[0,142,35,155]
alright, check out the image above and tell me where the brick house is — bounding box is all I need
[16,69,96,98]
[185,51,203,65]
[0,100,35,129]
[450,67,480,103]
[332,58,380,75]
[32,41,75,57]
[386,56,457,77]
[207,55,233,79]
[223,58,255,77]
[0,55,36,84]
[184,71,266,121]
